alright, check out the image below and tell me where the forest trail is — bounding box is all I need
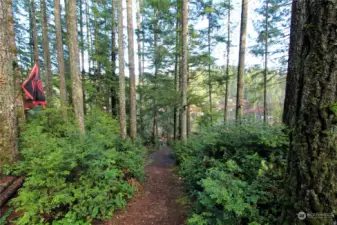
[109,146,187,225]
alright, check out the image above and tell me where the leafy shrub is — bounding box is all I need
[173,122,288,225]
[8,108,146,225]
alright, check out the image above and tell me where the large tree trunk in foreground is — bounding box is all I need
[0,0,18,170]
[236,0,248,120]
[8,0,25,121]
[118,0,126,139]
[127,0,137,140]
[66,0,85,134]
[281,1,337,224]
[40,0,53,99]
[54,0,67,108]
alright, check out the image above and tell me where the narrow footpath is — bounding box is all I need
[111,146,187,225]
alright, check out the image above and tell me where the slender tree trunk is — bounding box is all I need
[152,8,159,143]
[174,7,180,140]
[65,0,85,134]
[54,0,67,108]
[30,0,39,65]
[79,0,86,114]
[208,11,212,124]
[118,0,126,139]
[111,0,117,117]
[85,1,91,72]
[40,0,53,99]
[0,0,18,169]
[136,0,143,134]
[181,0,188,141]
[127,0,137,140]
[263,0,269,123]
[236,0,248,121]
[224,0,231,122]
[281,1,337,224]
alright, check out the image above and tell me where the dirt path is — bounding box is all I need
[110,146,187,225]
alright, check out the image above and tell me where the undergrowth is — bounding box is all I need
[173,122,288,225]
[4,108,146,225]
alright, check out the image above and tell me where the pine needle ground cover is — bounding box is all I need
[173,123,288,225]
[3,109,146,225]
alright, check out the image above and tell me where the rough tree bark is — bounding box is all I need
[79,0,86,114]
[118,0,126,139]
[236,0,248,120]
[40,0,53,99]
[181,0,188,141]
[0,0,18,170]
[65,0,85,134]
[127,0,137,140]
[54,0,67,108]
[224,0,231,122]
[8,0,25,121]
[281,1,337,224]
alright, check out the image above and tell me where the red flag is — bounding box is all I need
[22,64,47,109]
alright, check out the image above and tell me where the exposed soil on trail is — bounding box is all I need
[109,146,187,225]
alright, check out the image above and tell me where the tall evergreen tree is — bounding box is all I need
[40,0,53,98]
[66,0,85,133]
[127,0,137,140]
[54,0,67,108]
[181,0,188,141]
[118,0,126,139]
[236,0,248,120]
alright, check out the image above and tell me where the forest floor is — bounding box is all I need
[107,146,188,225]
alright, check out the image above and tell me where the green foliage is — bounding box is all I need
[8,109,146,225]
[173,123,288,225]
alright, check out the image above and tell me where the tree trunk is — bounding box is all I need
[111,0,117,117]
[281,1,337,224]
[152,8,159,143]
[54,0,67,108]
[236,0,248,121]
[118,0,126,139]
[79,0,86,114]
[85,1,91,73]
[224,0,231,122]
[8,0,25,121]
[174,1,180,140]
[30,0,39,65]
[40,0,53,99]
[127,0,137,140]
[136,0,143,134]
[0,0,18,169]
[263,0,269,123]
[66,0,85,134]
[181,0,188,141]
[207,8,212,124]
